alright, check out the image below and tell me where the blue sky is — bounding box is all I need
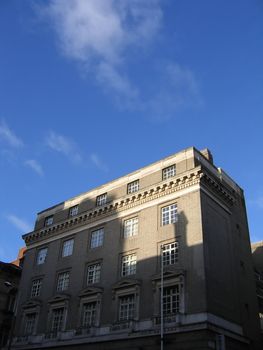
[0,0,263,262]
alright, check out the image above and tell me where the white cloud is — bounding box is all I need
[25,159,44,176]
[0,120,24,148]
[46,130,82,163]
[90,153,108,172]
[38,0,162,101]
[6,214,32,233]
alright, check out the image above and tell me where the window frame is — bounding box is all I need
[123,217,138,238]
[121,254,137,277]
[90,228,104,249]
[69,205,79,217]
[118,294,136,321]
[36,247,48,265]
[62,238,74,258]
[24,312,37,336]
[31,278,43,298]
[127,180,139,194]
[45,215,53,227]
[56,271,70,292]
[162,241,179,266]
[86,263,101,285]
[96,193,107,207]
[161,203,178,226]
[162,164,176,180]
[162,285,180,316]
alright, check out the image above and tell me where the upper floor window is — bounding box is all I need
[87,263,101,284]
[162,165,176,180]
[31,278,42,298]
[90,228,104,248]
[57,271,70,292]
[121,254,137,277]
[96,193,107,206]
[81,302,97,327]
[69,205,78,217]
[62,239,74,257]
[119,294,135,321]
[24,313,37,335]
[37,248,48,265]
[127,180,139,194]
[123,217,138,238]
[161,203,177,226]
[50,307,65,333]
[163,285,180,315]
[45,215,53,227]
[162,242,179,266]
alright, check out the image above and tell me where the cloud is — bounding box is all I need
[252,196,263,209]
[25,159,44,176]
[6,214,32,233]
[90,153,108,172]
[46,130,82,163]
[38,0,162,101]
[0,120,24,148]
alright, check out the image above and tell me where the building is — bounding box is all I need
[12,147,261,349]
[0,261,21,349]
[251,241,263,333]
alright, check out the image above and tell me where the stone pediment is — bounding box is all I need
[22,299,42,309]
[48,293,70,304]
[113,278,141,290]
[78,286,103,297]
[151,269,185,282]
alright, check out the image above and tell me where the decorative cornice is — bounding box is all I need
[23,166,235,246]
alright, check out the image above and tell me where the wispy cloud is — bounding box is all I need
[0,120,24,148]
[251,196,263,209]
[46,130,82,163]
[6,214,32,233]
[90,153,108,172]
[37,0,162,102]
[25,159,44,176]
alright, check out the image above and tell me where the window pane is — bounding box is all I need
[24,313,36,335]
[51,308,64,332]
[121,254,136,276]
[127,180,139,194]
[31,279,42,297]
[57,272,70,291]
[162,165,176,180]
[82,302,97,327]
[119,295,135,321]
[96,193,107,206]
[37,248,48,265]
[69,205,78,217]
[87,263,101,284]
[161,204,177,226]
[123,217,138,238]
[62,239,74,257]
[90,228,104,248]
[162,242,179,266]
[163,286,180,315]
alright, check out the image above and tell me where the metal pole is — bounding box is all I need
[160,245,164,350]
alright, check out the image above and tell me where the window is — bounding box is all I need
[162,165,176,180]
[161,203,177,226]
[163,286,180,315]
[96,193,107,206]
[57,272,70,291]
[24,313,37,335]
[62,239,74,257]
[37,248,48,265]
[121,254,136,277]
[31,279,42,297]
[90,228,104,248]
[45,215,53,227]
[127,180,139,194]
[69,205,78,217]
[81,302,97,327]
[162,242,179,266]
[119,295,135,321]
[51,308,64,333]
[123,217,138,238]
[87,263,101,284]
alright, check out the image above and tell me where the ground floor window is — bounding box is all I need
[24,313,37,335]
[163,285,180,315]
[81,302,97,327]
[50,308,65,333]
[119,294,135,321]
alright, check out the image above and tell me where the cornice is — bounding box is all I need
[23,166,235,246]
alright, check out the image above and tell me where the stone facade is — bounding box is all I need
[251,241,263,333]
[12,147,261,349]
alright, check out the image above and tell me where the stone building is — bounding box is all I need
[12,147,261,349]
[251,241,263,333]
[0,261,21,348]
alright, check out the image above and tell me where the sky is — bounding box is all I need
[0,0,263,262]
